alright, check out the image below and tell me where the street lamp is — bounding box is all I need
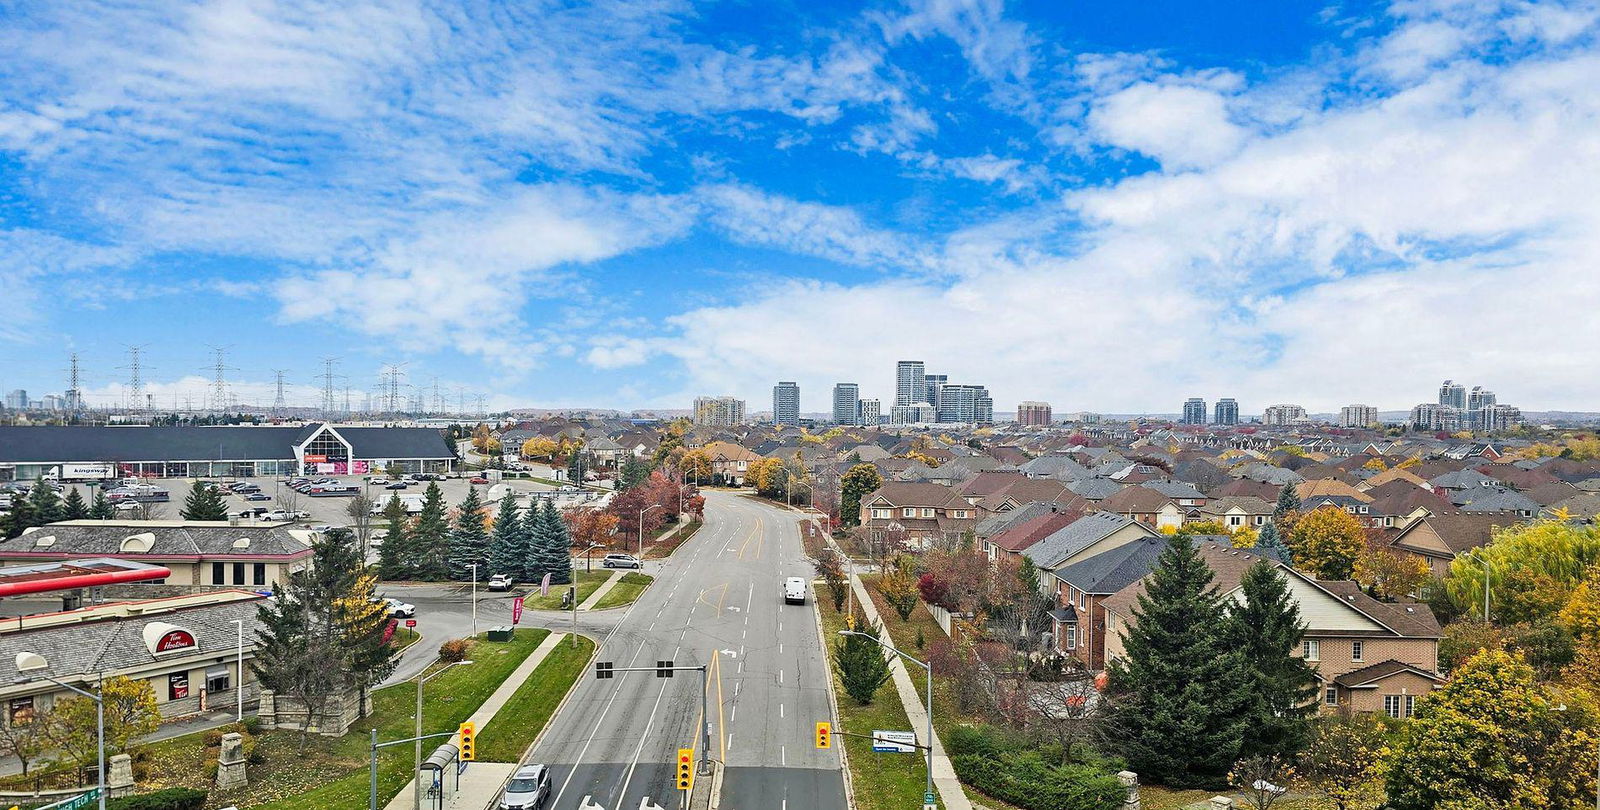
[839,630,934,810]
[639,504,663,556]
[1469,549,1493,622]
[413,659,473,810]
[468,563,479,639]
[229,618,245,722]
[15,653,105,810]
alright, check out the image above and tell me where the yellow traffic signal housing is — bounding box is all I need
[676,747,694,791]
[815,721,832,749]
[458,721,477,761]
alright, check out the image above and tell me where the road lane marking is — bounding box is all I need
[779,669,784,684]
[779,703,784,718]
[781,745,786,766]
[616,678,672,805]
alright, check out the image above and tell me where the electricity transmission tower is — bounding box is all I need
[65,353,85,416]
[317,358,343,419]
[204,346,238,415]
[379,363,409,414]
[271,369,289,417]
[119,346,148,413]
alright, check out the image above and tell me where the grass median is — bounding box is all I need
[474,635,596,762]
[518,570,611,610]
[592,572,653,610]
[814,583,933,810]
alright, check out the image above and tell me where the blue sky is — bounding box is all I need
[2,0,1598,415]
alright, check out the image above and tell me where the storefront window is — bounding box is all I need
[232,563,245,585]
[212,562,226,585]
[253,564,266,586]
[205,667,230,694]
[8,697,33,725]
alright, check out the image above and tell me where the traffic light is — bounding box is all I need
[815,721,831,749]
[657,659,674,678]
[458,721,476,761]
[595,661,613,679]
[676,748,694,791]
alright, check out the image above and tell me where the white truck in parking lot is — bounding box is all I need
[370,494,426,515]
[42,463,117,483]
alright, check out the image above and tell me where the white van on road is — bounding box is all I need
[783,577,807,605]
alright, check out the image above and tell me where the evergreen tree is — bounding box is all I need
[522,498,555,584]
[831,617,892,704]
[61,488,89,520]
[1274,482,1301,521]
[376,494,414,580]
[180,480,229,521]
[541,499,572,586]
[88,488,114,520]
[252,528,396,746]
[566,452,585,487]
[1230,560,1319,759]
[1253,522,1291,563]
[488,493,525,580]
[1106,533,1251,788]
[447,487,491,580]
[410,482,450,580]
[618,457,649,491]
[27,483,65,525]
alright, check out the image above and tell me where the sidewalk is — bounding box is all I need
[381,631,566,810]
[576,571,621,610]
[837,536,973,810]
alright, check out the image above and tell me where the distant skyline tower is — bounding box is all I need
[773,381,800,426]
[895,360,926,407]
[923,373,947,411]
[831,383,860,425]
[1213,398,1240,425]
[1438,379,1467,410]
[1181,397,1207,425]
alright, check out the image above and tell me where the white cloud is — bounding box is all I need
[1089,82,1248,170]
[697,184,926,269]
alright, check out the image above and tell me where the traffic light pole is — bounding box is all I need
[369,730,460,810]
[594,661,712,775]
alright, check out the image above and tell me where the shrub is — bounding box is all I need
[107,787,208,810]
[239,716,263,734]
[202,730,224,747]
[439,638,474,662]
[952,753,1123,810]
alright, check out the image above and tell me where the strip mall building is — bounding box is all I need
[0,422,456,481]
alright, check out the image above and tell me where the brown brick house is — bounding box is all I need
[859,482,977,549]
[1386,511,1525,577]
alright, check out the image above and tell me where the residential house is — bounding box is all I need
[1387,511,1526,577]
[1097,485,1186,531]
[1099,542,1443,717]
[859,482,978,549]
[697,440,762,484]
[983,511,1081,562]
[1050,535,1168,669]
[1190,496,1275,531]
[1021,512,1160,585]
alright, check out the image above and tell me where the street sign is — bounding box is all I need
[405,619,417,628]
[871,730,917,753]
[512,596,524,625]
[38,790,99,810]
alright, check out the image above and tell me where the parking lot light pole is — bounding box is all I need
[414,659,473,810]
[840,630,934,809]
[230,618,244,721]
[468,563,479,639]
[639,504,663,557]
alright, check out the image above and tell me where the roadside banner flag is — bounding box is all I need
[540,573,552,596]
[512,596,524,625]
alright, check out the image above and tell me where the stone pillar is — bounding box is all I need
[257,688,277,729]
[107,753,135,799]
[1116,771,1141,810]
[1209,798,1234,810]
[215,732,248,791]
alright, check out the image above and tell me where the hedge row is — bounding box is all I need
[947,725,1123,810]
[107,787,207,810]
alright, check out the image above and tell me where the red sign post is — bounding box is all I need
[405,619,417,628]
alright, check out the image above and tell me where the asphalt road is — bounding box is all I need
[527,490,847,810]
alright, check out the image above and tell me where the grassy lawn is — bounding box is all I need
[643,519,700,559]
[130,629,552,809]
[474,635,595,762]
[518,570,611,610]
[592,572,653,610]
[815,583,934,810]
[390,625,422,653]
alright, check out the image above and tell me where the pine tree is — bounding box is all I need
[1230,560,1319,759]
[618,457,649,491]
[62,488,89,520]
[1274,482,1301,521]
[180,480,228,521]
[88,488,114,520]
[488,493,525,581]
[1253,522,1291,563]
[832,617,892,704]
[447,487,491,581]
[1106,533,1251,788]
[2,493,37,539]
[541,499,572,586]
[376,495,414,580]
[566,452,585,487]
[410,482,450,581]
[522,498,555,585]
[27,483,65,525]
[252,528,396,748]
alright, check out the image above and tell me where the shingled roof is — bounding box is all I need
[2,521,314,560]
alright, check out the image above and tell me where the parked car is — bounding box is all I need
[236,507,270,519]
[385,480,409,490]
[497,764,551,809]
[602,553,643,569]
[469,476,490,485]
[487,574,514,591]
[262,509,310,521]
[382,597,416,618]
[243,492,272,502]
